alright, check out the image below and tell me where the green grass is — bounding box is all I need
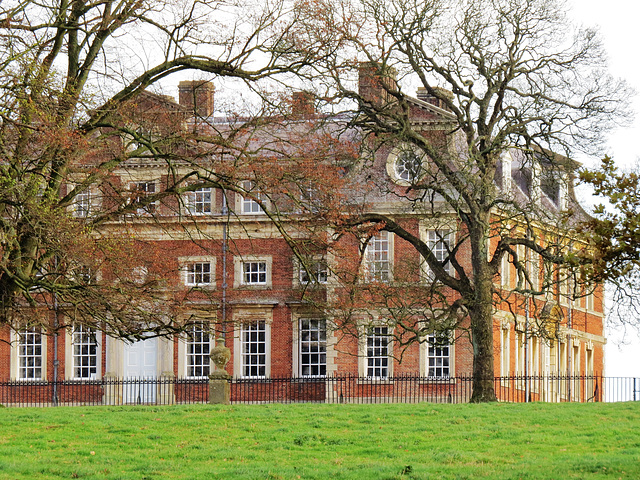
[0,402,639,479]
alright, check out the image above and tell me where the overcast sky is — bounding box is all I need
[570,0,640,168]
[569,0,640,377]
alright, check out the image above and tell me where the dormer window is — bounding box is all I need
[541,174,560,205]
[541,168,567,209]
[512,166,532,197]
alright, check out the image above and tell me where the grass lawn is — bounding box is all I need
[0,402,638,479]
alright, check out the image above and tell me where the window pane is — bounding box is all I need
[426,334,451,378]
[366,232,390,281]
[186,262,212,285]
[187,324,210,377]
[18,328,43,380]
[193,188,212,214]
[73,325,99,379]
[367,327,390,379]
[300,319,327,377]
[243,262,267,285]
[241,321,267,378]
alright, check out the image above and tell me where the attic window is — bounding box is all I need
[387,146,424,185]
[512,167,532,197]
[541,173,561,205]
[396,151,421,182]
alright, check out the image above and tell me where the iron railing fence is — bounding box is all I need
[0,374,637,407]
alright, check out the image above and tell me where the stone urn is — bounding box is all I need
[209,337,231,379]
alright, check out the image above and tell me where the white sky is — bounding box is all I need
[570,0,640,377]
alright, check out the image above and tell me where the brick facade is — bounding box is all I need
[0,80,605,405]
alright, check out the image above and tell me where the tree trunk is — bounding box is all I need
[469,302,498,402]
[469,220,498,403]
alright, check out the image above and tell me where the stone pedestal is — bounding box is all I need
[209,377,231,404]
[209,337,231,405]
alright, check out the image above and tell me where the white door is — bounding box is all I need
[123,337,158,403]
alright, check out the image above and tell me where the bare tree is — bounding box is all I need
[0,0,327,339]
[290,0,630,401]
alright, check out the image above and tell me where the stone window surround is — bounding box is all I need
[64,324,102,380]
[232,305,274,378]
[419,332,455,380]
[10,328,47,381]
[179,256,217,289]
[176,312,216,378]
[357,322,394,380]
[233,255,272,289]
[385,144,427,186]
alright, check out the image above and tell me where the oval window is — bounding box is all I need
[395,149,422,182]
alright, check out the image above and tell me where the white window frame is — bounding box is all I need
[529,335,540,393]
[298,182,319,213]
[186,262,212,286]
[238,321,269,379]
[68,181,100,218]
[585,343,595,400]
[232,306,273,378]
[362,326,392,380]
[14,328,46,381]
[70,324,100,380]
[558,339,568,398]
[185,323,212,378]
[132,181,157,215]
[572,341,581,401]
[180,256,216,289]
[243,261,267,285]
[501,253,511,289]
[529,253,540,292]
[364,231,392,282]
[233,256,272,288]
[530,336,540,376]
[515,330,525,389]
[386,145,425,186]
[421,334,453,379]
[239,180,265,215]
[186,187,213,216]
[298,318,327,377]
[74,190,91,218]
[298,258,328,285]
[500,322,510,381]
[423,229,454,281]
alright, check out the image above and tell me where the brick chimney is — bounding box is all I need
[358,62,398,106]
[416,86,453,111]
[178,80,215,118]
[290,91,316,117]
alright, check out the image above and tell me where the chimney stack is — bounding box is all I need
[290,91,316,117]
[358,62,398,106]
[179,80,215,119]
